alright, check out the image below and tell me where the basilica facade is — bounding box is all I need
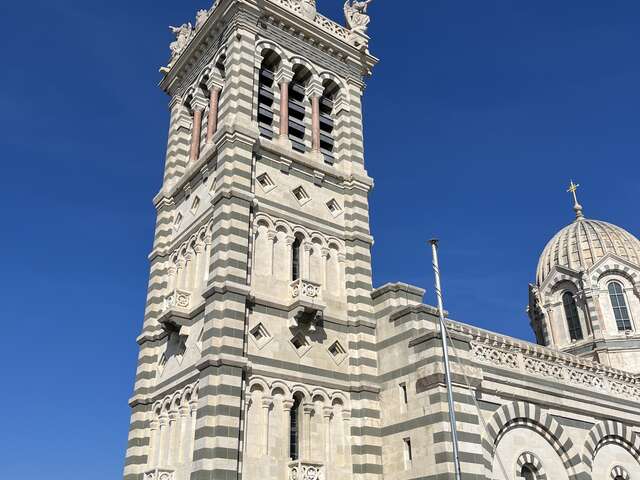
[123,1,640,479]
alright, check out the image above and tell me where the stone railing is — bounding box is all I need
[270,0,350,41]
[447,321,640,403]
[143,469,175,480]
[288,461,324,480]
[290,279,321,302]
[163,289,192,312]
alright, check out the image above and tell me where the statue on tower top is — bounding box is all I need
[169,23,194,60]
[344,0,372,34]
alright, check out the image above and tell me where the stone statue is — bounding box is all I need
[297,0,317,21]
[169,23,193,59]
[195,9,209,30]
[344,0,372,34]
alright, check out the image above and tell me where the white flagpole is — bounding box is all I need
[429,239,462,480]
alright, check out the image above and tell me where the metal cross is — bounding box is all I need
[567,180,580,206]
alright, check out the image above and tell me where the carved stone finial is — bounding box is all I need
[195,9,209,30]
[344,0,372,35]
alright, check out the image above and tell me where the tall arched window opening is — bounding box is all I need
[562,292,584,341]
[520,464,536,480]
[608,281,633,331]
[257,52,280,139]
[319,81,338,164]
[288,67,311,153]
[289,395,301,460]
[292,237,302,281]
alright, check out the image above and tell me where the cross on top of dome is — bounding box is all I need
[567,180,584,220]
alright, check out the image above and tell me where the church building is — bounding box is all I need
[123,1,640,479]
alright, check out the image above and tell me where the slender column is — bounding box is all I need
[178,404,191,464]
[302,403,315,460]
[323,406,333,464]
[168,410,180,466]
[192,244,204,292]
[262,396,274,455]
[189,108,204,162]
[168,264,178,293]
[158,413,170,467]
[338,253,346,294]
[205,86,222,143]
[176,258,186,290]
[148,418,160,467]
[184,253,194,290]
[275,67,293,142]
[311,95,321,152]
[282,399,294,459]
[186,400,198,463]
[302,243,313,281]
[187,91,208,163]
[202,235,212,282]
[267,230,277,276]
[306,81,324,155]
[321,248,330,287]
[285,236,295,281]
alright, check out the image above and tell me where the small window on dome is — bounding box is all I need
[608,282,633,332]
[562,292,583,342]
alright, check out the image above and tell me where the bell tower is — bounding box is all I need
[123,2,380,480]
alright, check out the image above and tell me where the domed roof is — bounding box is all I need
[537,216,640,286]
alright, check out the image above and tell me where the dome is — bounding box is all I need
[537,217,640,285]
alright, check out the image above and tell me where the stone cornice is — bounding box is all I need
[371,282,426,301]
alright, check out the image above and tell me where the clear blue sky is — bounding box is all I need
[1,0,639,478]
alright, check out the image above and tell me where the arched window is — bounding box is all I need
[562,292,584,341]
[292,237,302,281]
[257,51,280,139]
[319,81,339,165]
[520,464,536,480]
[289,395,301,460]
[608,281,633,331]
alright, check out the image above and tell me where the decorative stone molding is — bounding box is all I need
[462,321,640,401]
[144,469,175,480]
[289,461,324,480]
[163,289,192,312]
[290,279,321,301]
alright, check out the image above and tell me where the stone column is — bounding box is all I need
[267,230,277,276]
[176,258,186,290]
[307,81,324,156]
[302,242,313,281]
[188,91,208,163]
[177,405,191,463]
[285,235,295,281]
[168,410,180,466]
[202,235,212,283]
[338,253,346,294]
[321,248,330,287]
[323,406,333,464]
[158,412,170,467]
[192,243,204,292]
[205,75,224,144]
[302,403,315,460]
[168,264,178,294]
[275,67,294,142]
[148,418,160,467]
[186,400,198,463]
[184,252,194,290]
[282,399,294,459]
[262,396,274,455]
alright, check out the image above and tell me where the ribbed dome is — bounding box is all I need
[537,217,640,285]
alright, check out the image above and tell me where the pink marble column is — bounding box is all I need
[279,81,290,138]
[189,107,204,163]
[311,94,321,153]
[205,87,221,144]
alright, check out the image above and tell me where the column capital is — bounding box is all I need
[179,405,190,417]
[261,396,274,410]
[303,242,314,253]
[206,73,224,92]
[302,403,315,415]
[275,66,294,85]
[322,406,333,419]
[189,400,198,414]
[306,80,324,99]
[321,248,330,259]
[150,419,160,430]
[285,235,295,247]
[267,229,277,241]
[187,89,208,113]
[282,399,295,411]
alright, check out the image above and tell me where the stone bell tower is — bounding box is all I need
[123,1,380,480]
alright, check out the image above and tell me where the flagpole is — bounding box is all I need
[429,239,462,480]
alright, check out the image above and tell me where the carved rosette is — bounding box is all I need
[290,279,321,300]
[288,462,324,480]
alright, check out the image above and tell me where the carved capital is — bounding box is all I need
[275,65,294,85]
[267,229,277,241]
[302,403,315,415]
[306,80,324,99]
[262,396,274,410]
[322,406,333,419]
[282,399,295,411]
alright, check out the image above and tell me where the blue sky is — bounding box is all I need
[1,0,639,478]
